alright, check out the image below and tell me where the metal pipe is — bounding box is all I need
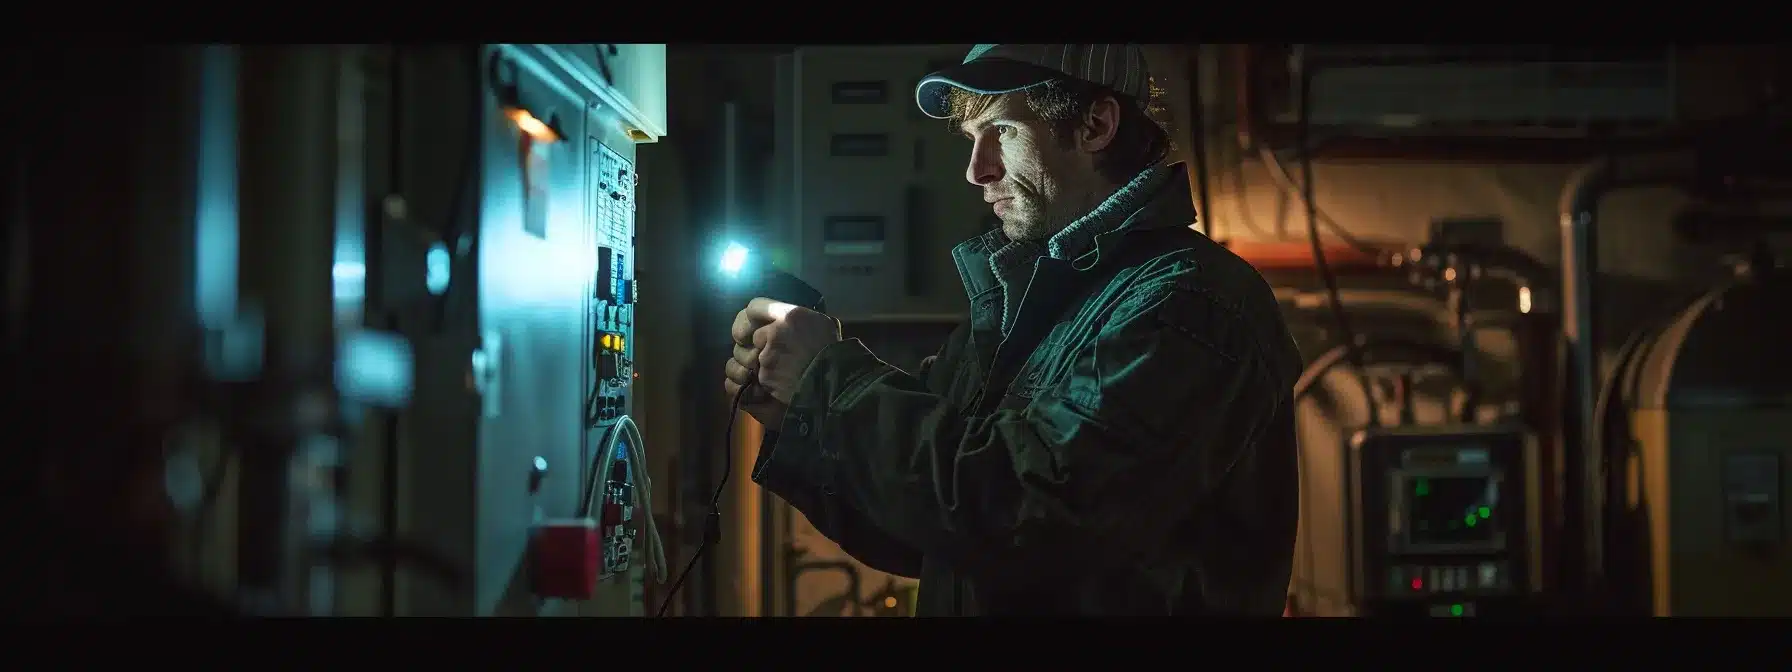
[235,46,343,614]
[1556,152,1698,598]
[1557,157,1613,598]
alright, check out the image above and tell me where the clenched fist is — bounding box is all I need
[723,297,842,429]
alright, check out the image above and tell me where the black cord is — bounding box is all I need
[1291,50,1376,613]
[1294,53,1379,428]
[655,380,750,617]
[426,47,487,334]
[1257,144,1379,255]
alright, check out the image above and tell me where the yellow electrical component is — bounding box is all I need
[599,333,626,352]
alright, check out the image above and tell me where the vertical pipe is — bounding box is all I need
[719,100,766,617]
[1557,158,1607,599]
[194,47,242,335]
[763,57,798,617]
[235,45,342,612]
[124,47,206,444]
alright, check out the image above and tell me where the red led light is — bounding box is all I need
[1410,578,1423,591]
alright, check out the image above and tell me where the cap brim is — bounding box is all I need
[914,58,1065,120]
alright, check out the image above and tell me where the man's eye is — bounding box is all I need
[996,125,1014,136]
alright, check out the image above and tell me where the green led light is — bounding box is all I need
[1450,604,1464,617]
[1415,478,1429,496]
[1464,515,1478,527]
[1478,506,1492,519]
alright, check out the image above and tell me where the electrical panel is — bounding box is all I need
[1347,424,1543,618]
[351,44,664,617]
[1259,45,1676,136]
[772,45,987,322]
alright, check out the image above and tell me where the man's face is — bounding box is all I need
[958,93,1113,242]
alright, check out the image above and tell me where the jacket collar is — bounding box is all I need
[950,162,1197,299]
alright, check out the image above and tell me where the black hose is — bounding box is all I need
[1292,50,1379,429]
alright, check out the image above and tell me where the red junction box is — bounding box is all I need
[531,518,600,600]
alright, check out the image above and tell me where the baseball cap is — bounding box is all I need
[914,44,1151,120]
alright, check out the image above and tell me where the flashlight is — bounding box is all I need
[716,241,825,313]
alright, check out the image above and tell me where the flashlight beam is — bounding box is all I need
[720,242,749,275]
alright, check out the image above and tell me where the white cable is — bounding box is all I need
[586,414,668,584]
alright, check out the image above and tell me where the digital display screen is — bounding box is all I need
[1404,474,1501,548]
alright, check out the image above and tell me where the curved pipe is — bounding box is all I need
[1294,335,1477,405]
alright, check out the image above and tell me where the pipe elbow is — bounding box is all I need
[1559,157,1616,229]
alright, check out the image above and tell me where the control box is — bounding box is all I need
[355,44,663,617]
[1347,424,1543,617]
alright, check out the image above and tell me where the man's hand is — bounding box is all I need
[724,297,842,429]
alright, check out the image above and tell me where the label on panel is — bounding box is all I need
[831,81,889,105]
[523,141,551,239]
[830,133,890,158]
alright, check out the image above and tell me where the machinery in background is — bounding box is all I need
[1567,129,1792,616]
[1616,252,1791,616]
[1264,47,1792,617]
[1298,121,1792,617]
[1287,218,1563,618]
[1346,425,1543,618]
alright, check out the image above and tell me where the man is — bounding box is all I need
[725,44,1301,615]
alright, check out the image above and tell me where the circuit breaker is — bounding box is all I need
[772,45,987,322]
[350,44,666,617]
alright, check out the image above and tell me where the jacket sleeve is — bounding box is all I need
[753,284,1278,591]
[755,430,923,578]
[748,343,953,579]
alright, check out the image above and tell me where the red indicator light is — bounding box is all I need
[1410,578,1423,591]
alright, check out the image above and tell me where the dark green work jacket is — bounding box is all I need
[753,163,1302,616]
